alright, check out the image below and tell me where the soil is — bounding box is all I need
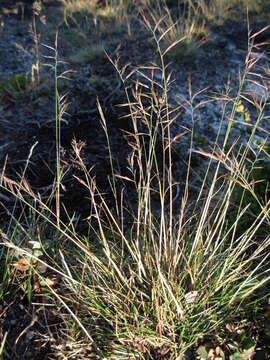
[0,1,270,358]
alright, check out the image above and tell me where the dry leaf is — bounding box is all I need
[29,241,41,249]
[17,257,29,271]
[184,291,199,304]
[45,277,56,286]
[33,279,41,294]
[37,261,47,274]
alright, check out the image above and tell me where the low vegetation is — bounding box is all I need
[0,0,270,358]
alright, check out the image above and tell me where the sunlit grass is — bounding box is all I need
[146,0,209,58]
[0,1,270,358]
[61,0,129,28]
[199,0,270,24]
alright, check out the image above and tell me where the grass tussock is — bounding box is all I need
[200,0,270,24]
[69,43,106,63]
[61,0,129,29]
[145,0,209,58]
[1,1,270,359]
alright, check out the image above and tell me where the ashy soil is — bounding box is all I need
[0,1,270,358]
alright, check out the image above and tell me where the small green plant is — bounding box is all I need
[0,73,32,103]
[0,215,50,303]
[254,138,270,156]
[229,158,270,235]
[69,43,106,64]
[235,99,251,122]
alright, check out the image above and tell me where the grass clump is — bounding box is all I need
[0,5,270,360]
[146,0,208,59]
[0,73,33,103]
[61,0,129,34]
[68,42,106,63]
[200,0,270,24]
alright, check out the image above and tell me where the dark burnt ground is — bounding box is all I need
[0,0,159,219]
[0,1,270,359]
